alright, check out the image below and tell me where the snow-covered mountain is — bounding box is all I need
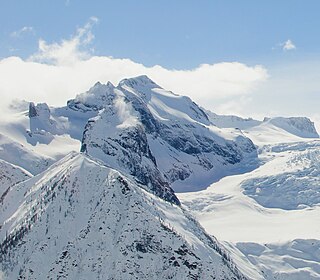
[78,76,258,192]
[1,75,320,279]
[0,75,259,279]
[206,109,319,139]
[0,152,246,280]
[263,116,319,138]
[0,76,258,192]
[0,76,258,191]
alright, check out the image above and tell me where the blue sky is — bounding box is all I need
[2,0,319,68]
[0,1,320,129]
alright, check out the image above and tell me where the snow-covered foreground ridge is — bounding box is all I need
[0,152,246,279]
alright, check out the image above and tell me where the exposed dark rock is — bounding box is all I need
[28,102,38,118]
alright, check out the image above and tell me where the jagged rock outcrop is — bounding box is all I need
[28,102,39,118]
[80,98,179,205]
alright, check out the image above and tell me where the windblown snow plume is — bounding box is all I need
[114,92,140,129]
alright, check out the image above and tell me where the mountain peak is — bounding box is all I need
[67,80,115,112]
[119,75,159,89]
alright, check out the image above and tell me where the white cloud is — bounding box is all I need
[2,18,319,128]
[114,94,140,128]
[29,16,98,66]
[214,96,253,117]
[0,18,267,119]
[282,39,296,51]
[0,56,267,112]
[10,26,35,38]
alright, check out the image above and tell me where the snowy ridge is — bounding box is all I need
[264,117,319,138]
[205,108,319,139]
[0,153,246,280]
[0,133,53,175]
[0,159,31,203]
[205,109,260,130]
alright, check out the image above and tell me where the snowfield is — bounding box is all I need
[179,120,320,279]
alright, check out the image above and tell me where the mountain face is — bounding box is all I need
[80,99,179,205]
[2,75,318,279]
[77,76,258,192]
[1,76,257,191]
[0,159,31,203]
[0,75,257,279]
[0,133,53,175]
[0,153,246,280]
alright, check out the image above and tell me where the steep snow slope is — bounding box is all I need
[179,123,320,279]
[0,153,246,280]
[0,133,53,175]
[0,159,31,201]
[0,104,80,174]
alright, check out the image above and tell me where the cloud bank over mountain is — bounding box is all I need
[1,17,320,133]
[0,18,267,117]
